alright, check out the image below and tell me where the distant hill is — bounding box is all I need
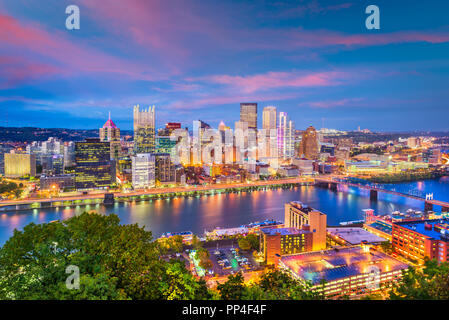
[0,127,133,142]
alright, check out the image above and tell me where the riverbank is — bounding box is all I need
[364,172,444,183]
[0,178,313,212]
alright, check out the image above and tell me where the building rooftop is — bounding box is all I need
[261,227,310,236]
[367,221,392,235]
[327,227,386,244]
[395,218,449,241]
[280,246,409,285]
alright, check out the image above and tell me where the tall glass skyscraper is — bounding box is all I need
[240,103,258,130]
[262,106,277,131]
[75,138,115,190]
[277,112,295,159]
[133,105,156,154]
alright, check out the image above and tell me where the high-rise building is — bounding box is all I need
[4,152,36,178]
[284,201,327,251]
[63,142,75,168]
[100,113,121,160]
[133,105,156,154]
[277,112,295,159]
[75,138,115,190]
[240,103,258,130]
[262,106,277,131]
[131,153,155,189]
[262,106,277,158]
[192,120,212,164]
[298,126,319,160]
[154,153,176,183]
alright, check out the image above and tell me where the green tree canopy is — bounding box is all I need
[389,259,449,300]
[0,212,209,300]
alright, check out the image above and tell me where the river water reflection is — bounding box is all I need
[1,177,449,245]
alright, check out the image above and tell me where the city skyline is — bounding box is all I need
[1,0,448,131]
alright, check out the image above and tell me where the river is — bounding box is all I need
[1,177,449,245]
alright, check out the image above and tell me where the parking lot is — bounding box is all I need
[207,246,261,277]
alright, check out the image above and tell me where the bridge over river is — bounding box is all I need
[315,176,449,212]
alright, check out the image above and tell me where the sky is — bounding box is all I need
[0,0,448,131]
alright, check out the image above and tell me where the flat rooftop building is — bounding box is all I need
[279,246,409,298]
[327,227,387,245]
[260,226,313,265]
[393,218,449,263]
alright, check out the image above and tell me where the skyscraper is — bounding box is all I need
[75,138,115,190]
[133,105,156,154]
[262,106,277,131]
[240,103,258,130]
[100,113,121,160]
[4,152,36,178]
[277,112,295,159]
[298,126,319,160]
[131,153,155,189]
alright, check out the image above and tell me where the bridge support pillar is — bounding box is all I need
[104,193,115,205]
[442,206,449,212]
[424,201,433,213]
[370,190,378,201]
[328,182,338,191]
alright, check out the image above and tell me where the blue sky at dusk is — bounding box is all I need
[0,0,448,131]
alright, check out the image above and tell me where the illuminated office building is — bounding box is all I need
[240,103,258,130]
[75,138,115,190]
[4,152,36,178]
[156,136,177,158]
[100,113,121,160]
[298,126,319,160]
[63,142,75,167]
[392,219,449,263]
[133,105,156,154]
[131,153,155,189]
[154,153,176,183]
[277,112,295,159]
[262,106,277,158]
[262,106,276,130]
[260,226,313,265]
[284,201,327,251]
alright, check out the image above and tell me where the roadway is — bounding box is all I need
[0,177,314,207]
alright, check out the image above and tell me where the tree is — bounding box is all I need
[254,270,319,300]
[238,238,251,251]
[191,235,202,250]
[246,234,260,251]
[195,248,213,271]
[238,234,259,251]
[379,241,393,254]
[164,235,184,253]
[216,273,246,300]
[0,212,210,300]
[389,259,449,300]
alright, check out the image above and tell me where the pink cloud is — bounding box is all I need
[0,13,165,81]
[197,70,351,94]
[166,92,298,111]
[307,98,364,108]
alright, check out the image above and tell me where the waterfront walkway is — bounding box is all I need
[0,177,314,210]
